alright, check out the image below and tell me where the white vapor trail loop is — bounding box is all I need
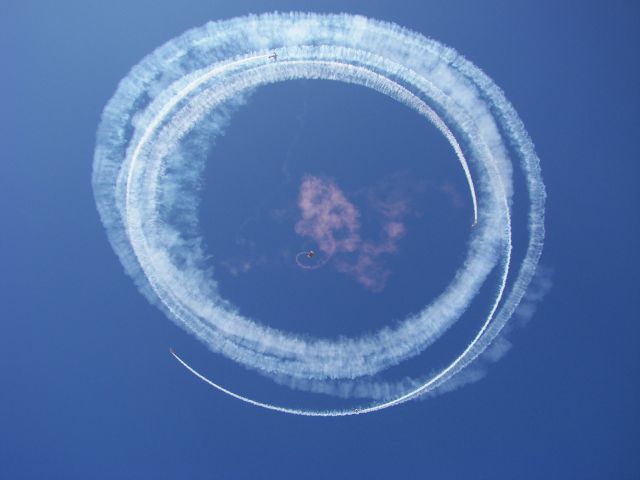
[295,251,329,270]
[93,13,545,415]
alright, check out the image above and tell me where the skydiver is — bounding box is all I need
[306,250,315,258]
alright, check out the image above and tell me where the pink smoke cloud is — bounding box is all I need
[295,175,408,292]
[295,176,361,256]
[385,221,405,240]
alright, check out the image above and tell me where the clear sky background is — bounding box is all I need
[2,1,639,479]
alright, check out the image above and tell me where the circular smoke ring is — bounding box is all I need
[93,13,545,416]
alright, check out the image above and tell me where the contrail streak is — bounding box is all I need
[94,13,545,414]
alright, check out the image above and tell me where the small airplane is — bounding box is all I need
[268,52,278,61]
[306,250,316,258]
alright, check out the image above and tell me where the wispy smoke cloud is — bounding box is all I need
[294,175,409,291]
[294,175,361,256]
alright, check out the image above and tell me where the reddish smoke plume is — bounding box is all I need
[295,175,408,292]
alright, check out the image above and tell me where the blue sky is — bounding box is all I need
[1,1,639,478]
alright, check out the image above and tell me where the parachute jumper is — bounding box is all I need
[295,250,326,270]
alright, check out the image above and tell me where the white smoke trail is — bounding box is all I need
[93,13,545,415]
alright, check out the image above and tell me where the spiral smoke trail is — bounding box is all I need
[93,13,545,415]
